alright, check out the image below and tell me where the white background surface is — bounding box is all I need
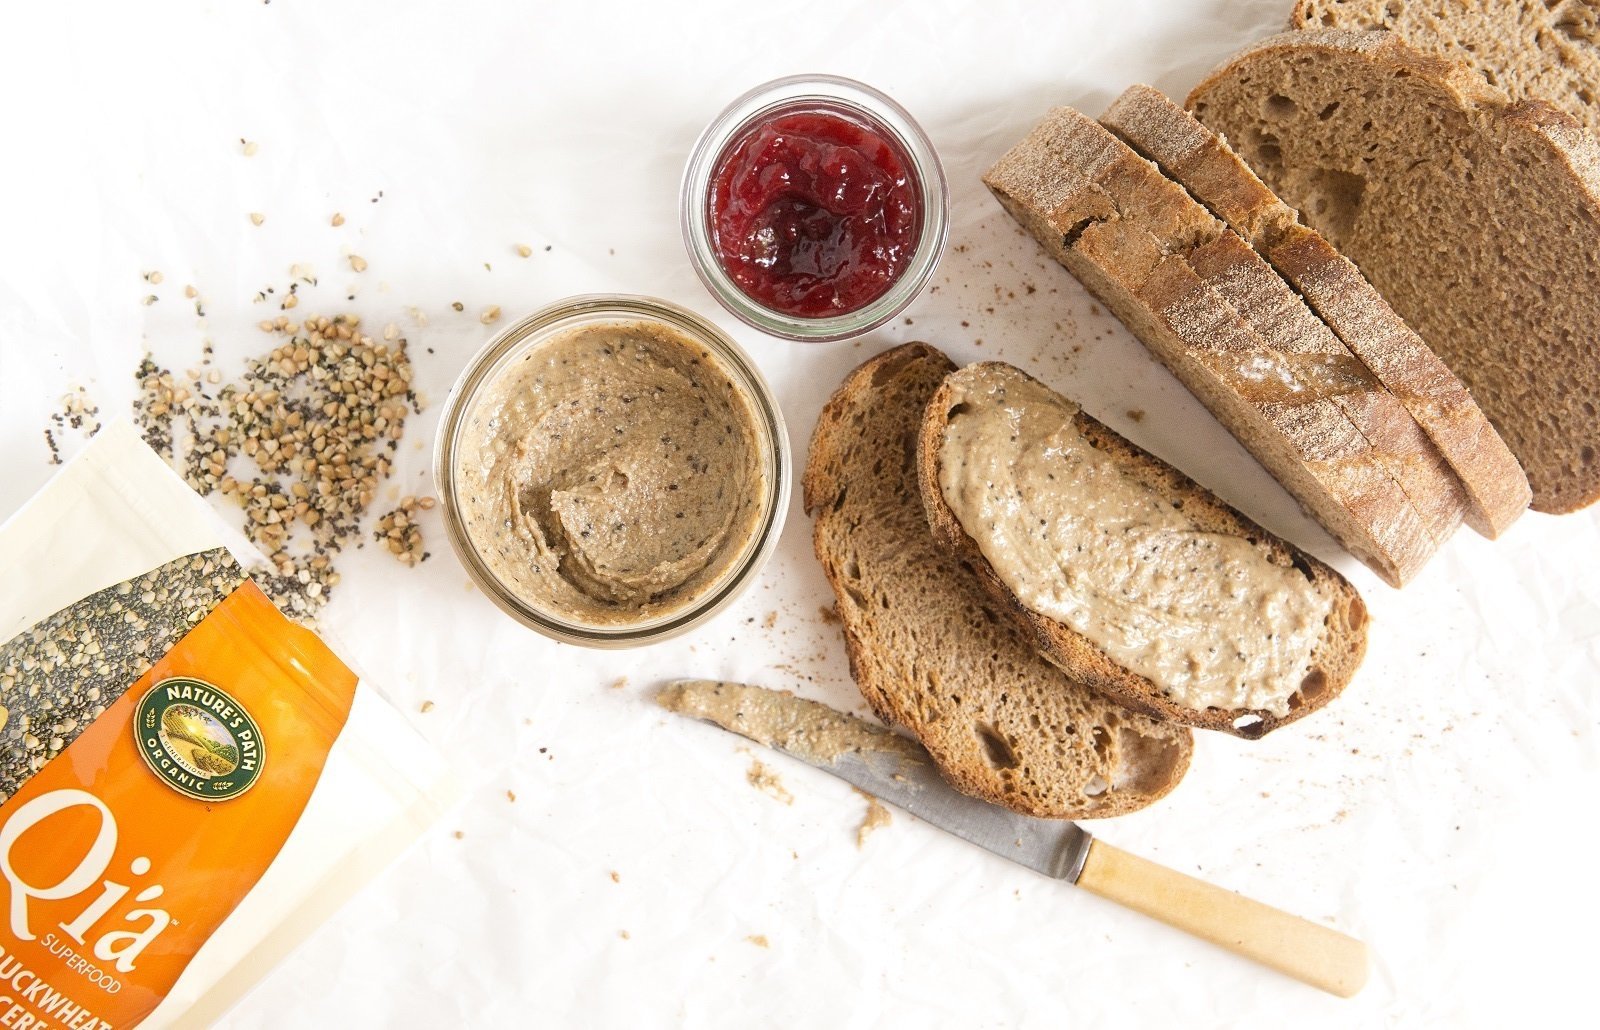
[2,1,1597,1026]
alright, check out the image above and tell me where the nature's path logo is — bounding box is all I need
[134,677,264,800]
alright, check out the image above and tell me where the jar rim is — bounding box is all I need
[681,74,950,343]
[432,294,792,648]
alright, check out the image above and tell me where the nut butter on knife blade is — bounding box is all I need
[658,679,1369,998]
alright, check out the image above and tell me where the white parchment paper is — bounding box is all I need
[2,1,1596,1026]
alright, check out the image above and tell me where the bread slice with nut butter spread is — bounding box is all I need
[918,361,1369,738]
[803,343,1193,816]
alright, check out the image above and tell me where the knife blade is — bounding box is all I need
[659,679,1369,998]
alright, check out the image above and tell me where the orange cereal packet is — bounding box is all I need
[0,423,450,1028]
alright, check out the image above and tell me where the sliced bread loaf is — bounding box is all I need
[918,362,1368,738]
[1103,83,1531,537]
[1289,0,1600,141]
[801,343,1193,817]
[983,105,1459,584]
[1188,29,1600,512]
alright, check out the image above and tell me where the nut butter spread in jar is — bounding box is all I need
[435,296,789,647]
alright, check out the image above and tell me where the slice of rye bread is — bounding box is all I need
[801,343,1192,817]
[1289,0,1600,141]
[1103,83,1531,537]
[1188,29,1600,512]
[916,361,1369,738]
[983,105,1456,585]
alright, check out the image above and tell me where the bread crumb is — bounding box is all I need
[744,935,769,949]
[349,254,368,273]
[452,830,464,840]
[619,930,630,940]
[331,212,345,227]
[609,870,620,883]
[746,759,793,805]
[506,790,517,803]
[762,610,777,629]
[609,676,628,690]
[516,243,533,257]
[1126,409,1145,423]
[818,605,841,625]
[854,789,892,847]
[249,212,264,226]
[420,700,435,713]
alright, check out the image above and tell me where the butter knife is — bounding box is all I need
[659,679,1369,998]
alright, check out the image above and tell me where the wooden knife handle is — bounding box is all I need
[1075,839,1369,998]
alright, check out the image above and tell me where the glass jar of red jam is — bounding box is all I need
[682,75,949,342]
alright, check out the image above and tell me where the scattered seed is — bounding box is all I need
[515,244,532,258]
[374,497,428,567]
[331,212,345,227]
[480,306,501,325]
[349,255,368,273]
[249,212,265,226]
[133,313,424,621]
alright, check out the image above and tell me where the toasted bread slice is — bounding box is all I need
[918,361,1369,738]
[802,343,1192,817]
[1189,30,1600,512]
[983,106,1459,585]
[1102,83,1530,537]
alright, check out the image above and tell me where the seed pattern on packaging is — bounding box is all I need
[0,547,245,801]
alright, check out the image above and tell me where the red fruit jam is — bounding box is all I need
[707,108,923,319]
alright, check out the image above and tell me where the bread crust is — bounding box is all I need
[1103,83,1530,537]
[917,362,1369,739]
[1183,230,1469,548]
[803,343,1194,818]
